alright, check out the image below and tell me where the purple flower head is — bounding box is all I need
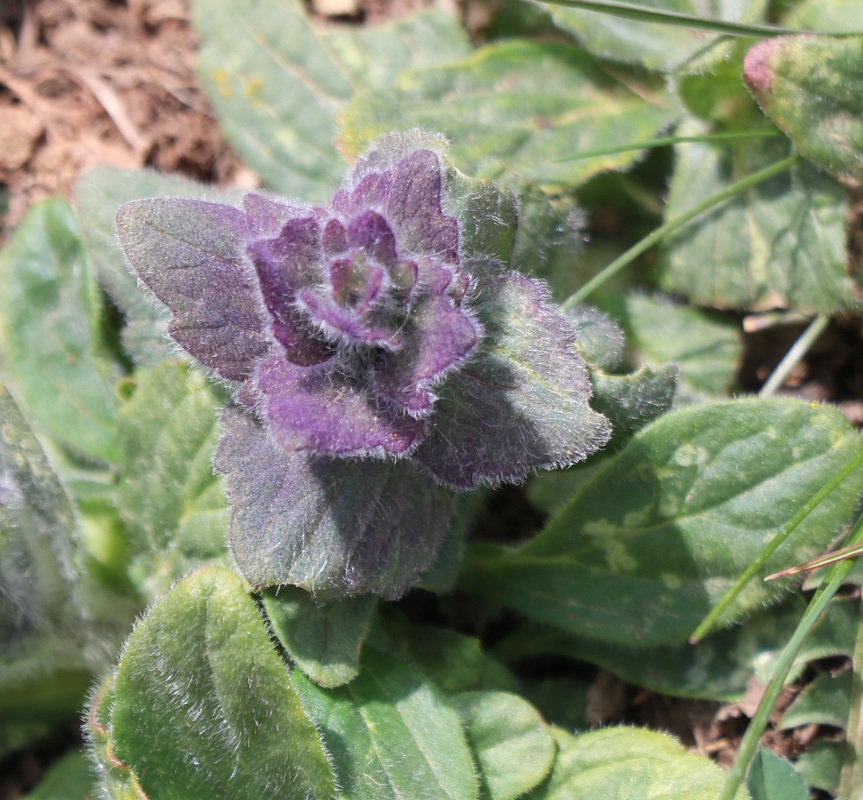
[240,147,480,459]
[116,133,611,598]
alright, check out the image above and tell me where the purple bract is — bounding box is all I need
[116,134,611,596]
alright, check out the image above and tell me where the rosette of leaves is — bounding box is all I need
[116,133,611,600]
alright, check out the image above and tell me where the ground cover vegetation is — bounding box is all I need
[3,0,863,798]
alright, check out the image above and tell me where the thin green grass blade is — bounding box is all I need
[690,445,863,644]
[719,506,863,800]
[561,154,799,309]
[838,601,863,798]
[551,130,780,163]
[534,0,849,37]
[758,314,831,398]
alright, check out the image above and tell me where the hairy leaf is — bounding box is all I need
[659,118,854,313]
[292,647,478,800]
[337,40,679,191]
[617,294,742,400]
[117,362,229,599]
[217,408,453,599]
[0,385,83,682]
[415,260,611,488]
[193,0,470,198]
[0,198,121,462]
[463,399,863,646]
[525,727,749,799]
[262,585,377,688]
[109,566,336,800]
[451,691,555,800]
[744,35,863,181]
[74,167,238,366]
[494,600,808,702]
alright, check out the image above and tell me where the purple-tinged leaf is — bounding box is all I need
[336,143,459,261]
[255,354,425,457]
[743,35,863,181]
[415,260,611,489]
[215,408,452,598]
[115,134,612,599]
[373,267,480,416]
[116,199,269,381]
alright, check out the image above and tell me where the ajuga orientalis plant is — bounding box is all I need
[115,132,612,600]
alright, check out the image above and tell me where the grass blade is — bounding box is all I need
[719,505,863,800]
[561,154,799,309]
[534,0,849,37]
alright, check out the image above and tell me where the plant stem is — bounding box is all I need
[758,314,831,397]
[561,154,800,310]
[552,131,780,163]
[718,506,863,800]
[535,0,848,37]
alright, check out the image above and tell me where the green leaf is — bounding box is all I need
[109,566,336,800]
[414,257,611,489]
[261,585,377,688]
[217,407,454,600]
[793,740,842,796]
[658,118,854,313]
[0,384,84,686]
[494,600,809,702]
[117,362,229,599]
[540,0,767,73]
[747,748,808,800]
[0,198,121,462]
[784,0,863,30]
[21,751,95,800]
[88,673,149,799]
[590,364,678,443]
[462,399,863,646]
[193,0,470,199]
[451,691,555,800]
[337,39,679,192]
[370,612,511,695]
[779,669,851,730]
[616,294,742,400]
[526,727,750,799]
[74,167,237,367]
[291,646,478,800]
[744,35,863,181]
